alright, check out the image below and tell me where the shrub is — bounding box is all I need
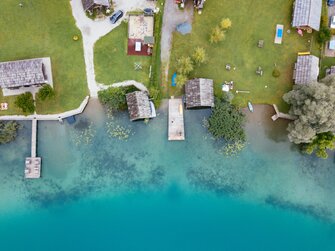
[176,56,194,75]
[175,74,188,88]
[272,68,280,78]
[210,26,225,43]
[148,87,162,108]
[15,92,35,113]
[98,87,127,111]
[37,85,55,101]
[220,18,232,29]
[192,47,206,65]
[317,26,331,44]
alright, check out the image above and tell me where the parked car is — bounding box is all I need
[110,10,123,24]
[328,0,335,6]
[331,16,335,29]
[143,8,154,16]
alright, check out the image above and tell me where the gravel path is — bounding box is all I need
[161,1,194,82]
[70,0,156,97]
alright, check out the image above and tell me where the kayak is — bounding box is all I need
[248,101,254,112]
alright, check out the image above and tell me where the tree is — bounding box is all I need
[302,132,335,159]
[176,56,194,75]
[192,47,206,65]
[15,92,35,113]
[175,74,188,88]
[317,26,331,44]
[283,75,335,144]
[98,87,127,111]
[37,85,55,101]
[208,98,246,142]
[220,18,232,29]
[272,68,280,78]
[0,121,20,144]
[210,26,225,43]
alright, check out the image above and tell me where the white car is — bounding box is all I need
[330,16,335,29]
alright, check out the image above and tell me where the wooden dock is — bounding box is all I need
[168,98,185,141]
[25,119,41,178]
[271,104,297,121]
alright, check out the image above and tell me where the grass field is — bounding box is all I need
[169,0,321,110]
[0,0,88,115]
[94,22,152,86]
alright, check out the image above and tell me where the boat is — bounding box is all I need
[247,101,254,112]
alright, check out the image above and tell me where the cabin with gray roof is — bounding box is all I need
[0,58,52,89]
[293,55,319,85]
[126,91,154,121]
[292,0,322,31]
[82,0,110,12]
[185,78,214,109]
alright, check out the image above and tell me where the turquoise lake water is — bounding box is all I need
[0,100,335,250]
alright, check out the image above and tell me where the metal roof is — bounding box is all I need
[292,0,322,31]
[294,55,319,85]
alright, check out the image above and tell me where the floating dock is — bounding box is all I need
[168,98,185,141]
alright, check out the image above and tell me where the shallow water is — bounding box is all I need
[0,100,334,250]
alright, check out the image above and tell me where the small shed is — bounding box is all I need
[292,0,322,31]
[185,78,214,109]
[293,55,319,84]
[126,91,152,121]
[82,0,110,12]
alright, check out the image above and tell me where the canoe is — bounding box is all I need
[248,101,254,112]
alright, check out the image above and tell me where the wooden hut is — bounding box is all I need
[126,91,152,121]
[82,0,110,12]
[0,58,50,89]
[185,78,214,109]
[292,0,322,31]
[293,55,319,84]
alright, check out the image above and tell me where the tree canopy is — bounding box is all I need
[176,56,194,75]
[302,132,335,159]
[37,85,55,101]
[0,121,20,144]
[210,26,225,43]
[283,75,335,144]
[192,47,206,65]
[15,92,35,113]
[208,98,246,142]
[220,18,232,29]
[98,87,127,111]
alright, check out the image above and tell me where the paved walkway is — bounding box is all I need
[161,1,194,83]
[70,0,156,97]
[98,80,148,92]
[0,96,89,121]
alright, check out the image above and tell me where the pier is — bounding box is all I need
[271,104,297,121]
[168,98,185,141]
[0,96,90,179]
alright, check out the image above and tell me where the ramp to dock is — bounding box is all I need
[168,98,185,141]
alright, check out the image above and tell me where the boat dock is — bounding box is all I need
[0,96,90,179]
[168,98,185,141]
[271,104,296,121]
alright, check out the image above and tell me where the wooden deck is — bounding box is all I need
[271,104,296,121]
[168,98,185,141]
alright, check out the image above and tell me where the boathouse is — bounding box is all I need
[81,0,110,12]
[126,91,156,121]
[0,58,52,90]
[185,78,214,109]
[293,55,319,85]
[292,0,322,31]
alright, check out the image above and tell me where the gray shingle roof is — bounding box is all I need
[81,0,110,11]
[0,58,47,88]
[294,55,319,84]
[126,91,152,121]
[185,78,214,108]
[292,0,322,31]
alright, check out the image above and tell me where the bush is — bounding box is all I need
[208,98,246,142]
[37,85,55,101]
[175,74,188,88]
[220,18,232,29]
[0,121,21,144]
[15,92,35,113]
[192,47,206,65]
[148,87,162,108]
[317,26,331,44]
[177,56,194,75]
[98,87,127,111]
[210,26,225,43]
[272,68,280,78]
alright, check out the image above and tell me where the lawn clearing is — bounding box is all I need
[0,0,88,115]
[169,0,321,110]
[94,22,151,86]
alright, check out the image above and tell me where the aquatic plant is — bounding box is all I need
[106,119,134,141]
[71,120,96,146]
[219,140,246,157]
[0,121,21,144]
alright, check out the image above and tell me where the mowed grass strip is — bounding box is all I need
[169,0,320,110]
[94,22,151,86]
[0,0,88,115]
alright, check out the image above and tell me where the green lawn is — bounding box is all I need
[169,0,321,110]
[94,22,152,86]
[0,0,88,115]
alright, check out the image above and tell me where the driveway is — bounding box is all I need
[70,0,156,97]
[161,1,194,84]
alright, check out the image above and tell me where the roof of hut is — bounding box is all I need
[294,55,319,84]
[126,91,152,121]
[292,0,322,31]
[0,58,47,88]
[185,78,214,108]
[81,0,110,11]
